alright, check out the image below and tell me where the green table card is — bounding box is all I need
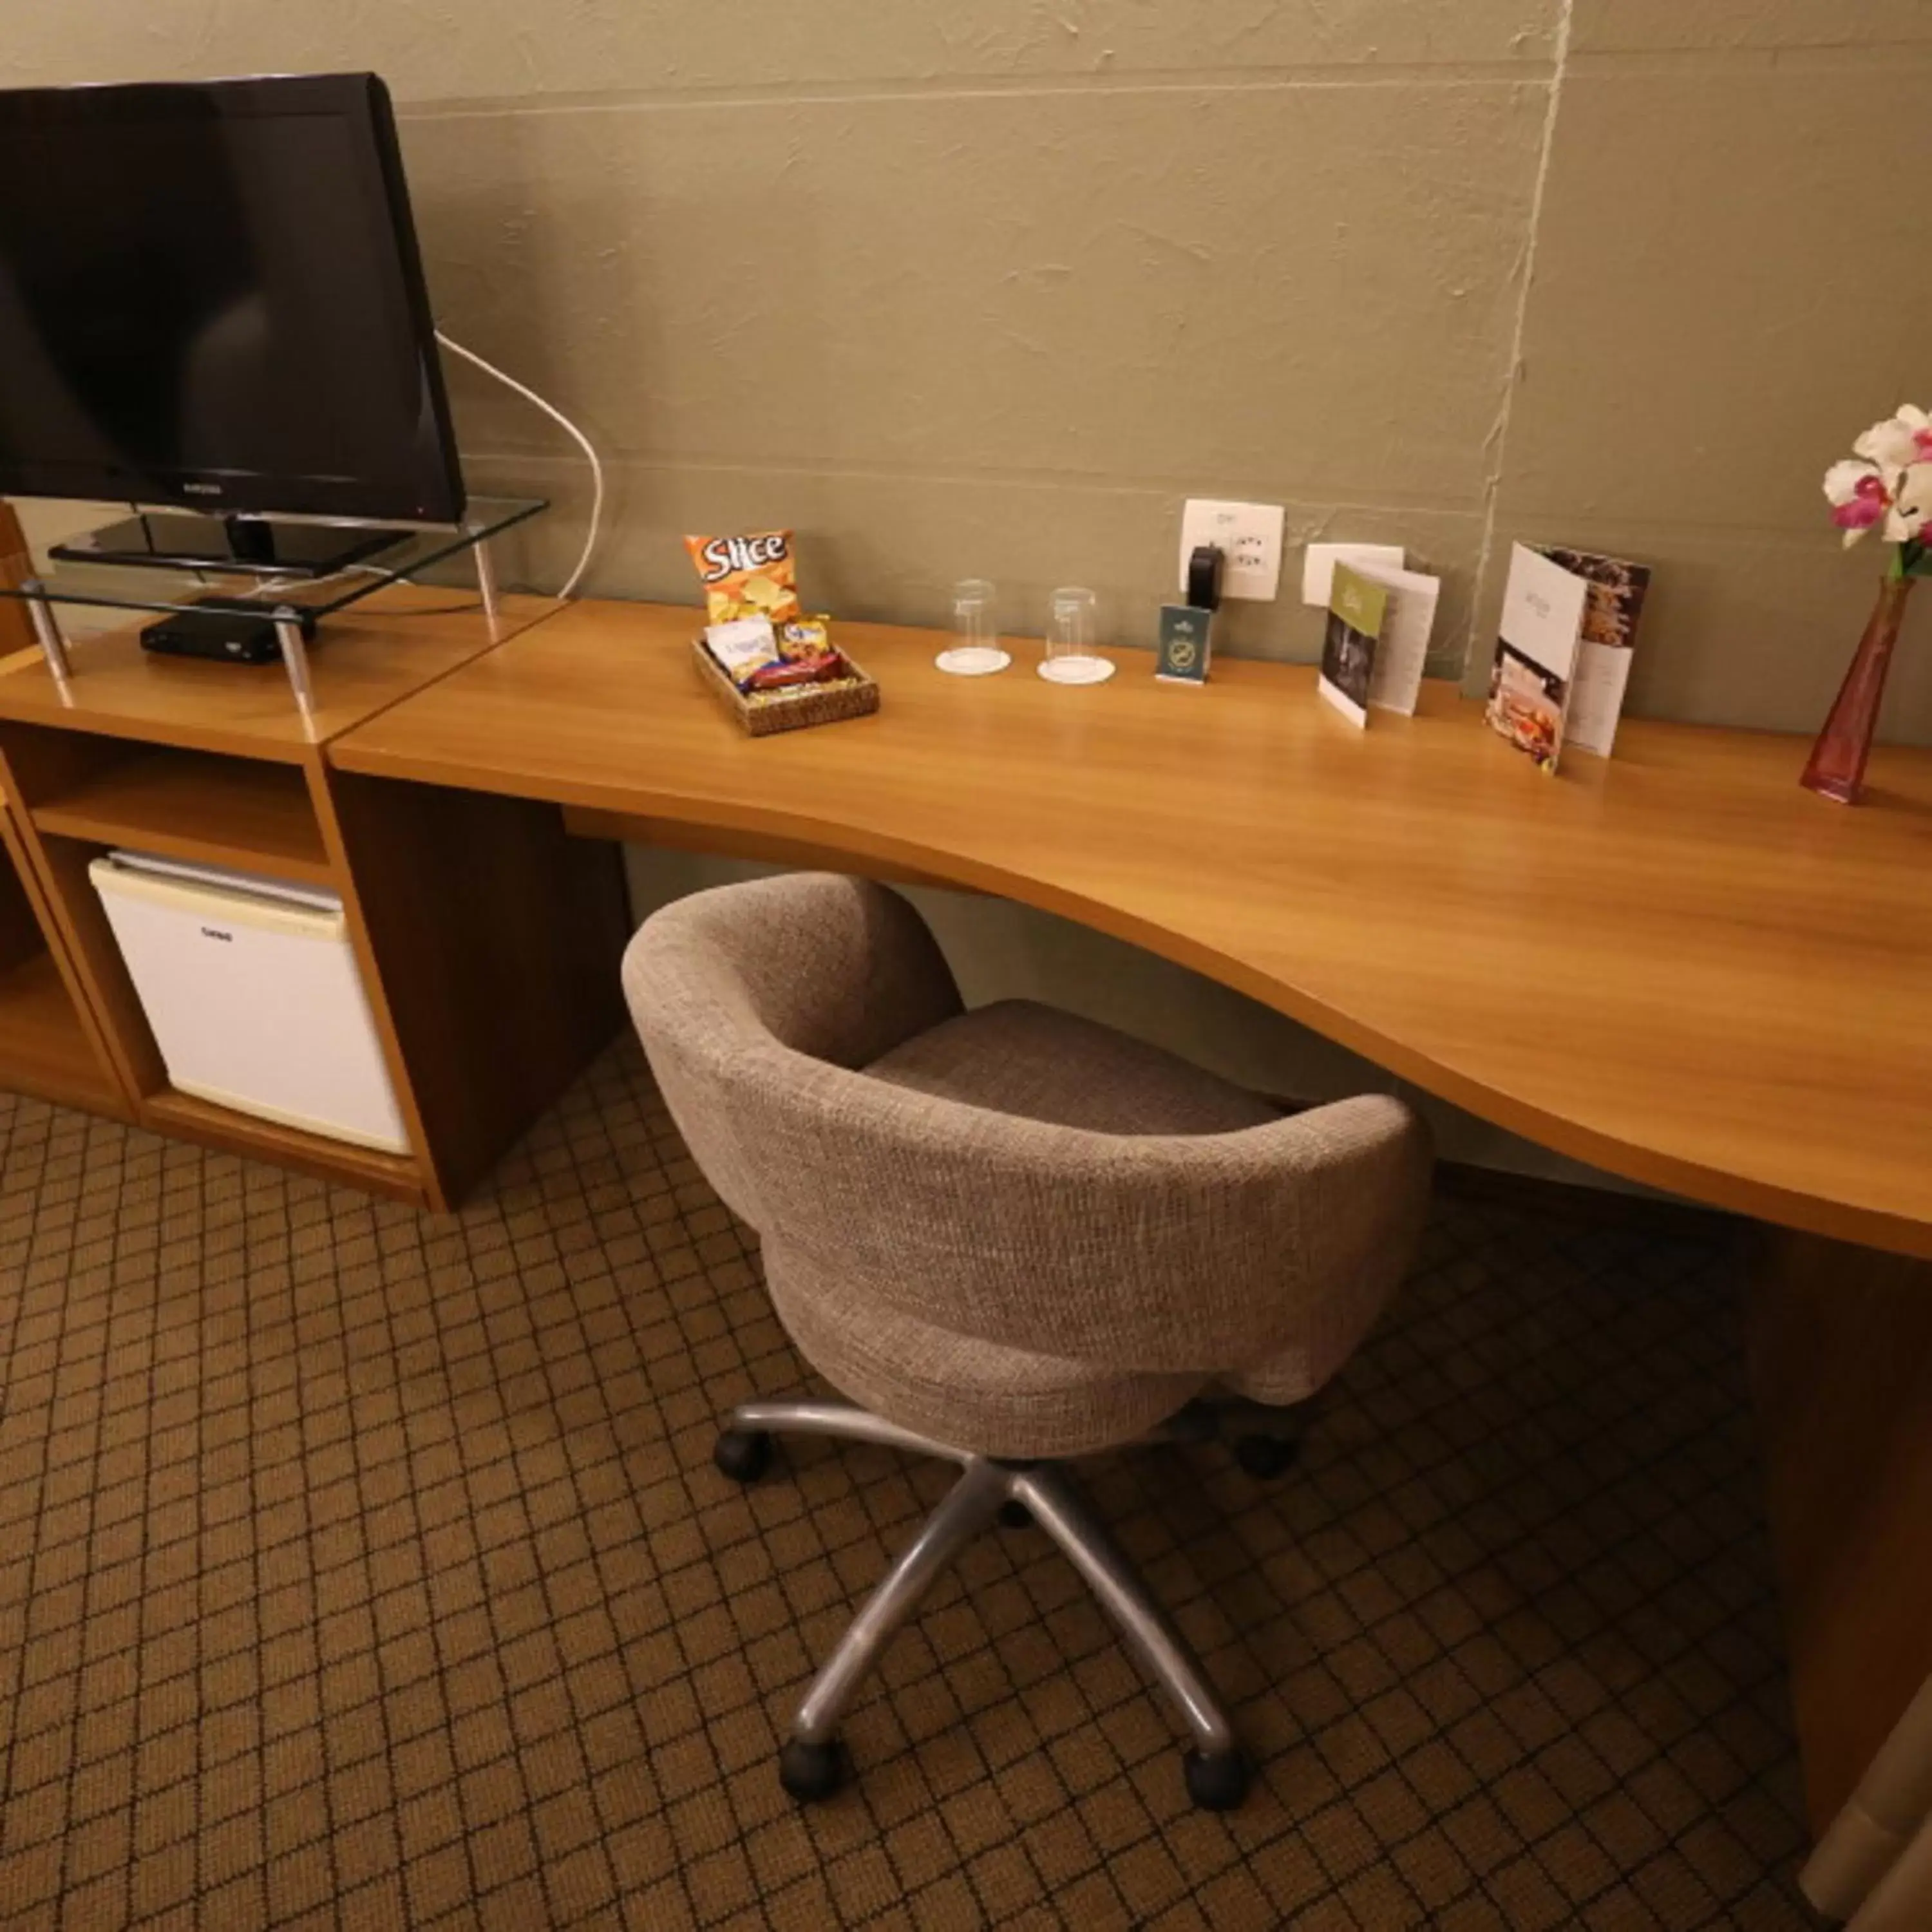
[1156,604,1213,684]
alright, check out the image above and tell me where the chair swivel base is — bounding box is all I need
[714,1398,1285,1812]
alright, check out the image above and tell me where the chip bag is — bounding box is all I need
[777,614,831,661]
[684,530,802,627]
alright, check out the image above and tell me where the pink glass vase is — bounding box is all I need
[1801,575,1916,804]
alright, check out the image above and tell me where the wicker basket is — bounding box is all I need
[692,637,880,737]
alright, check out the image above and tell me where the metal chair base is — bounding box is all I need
[715,1397,1300,1810]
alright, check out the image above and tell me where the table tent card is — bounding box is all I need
[1485,542,1651,772]
[1543,546,1653,758]
[1318,564,1388,728]
[1358,565,1441,716]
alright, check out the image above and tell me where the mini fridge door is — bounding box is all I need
[90,857,410,1154]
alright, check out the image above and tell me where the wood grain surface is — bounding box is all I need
[0,585,561,761]
[1748,1232,1932,1832]
[333,600,1932,1257]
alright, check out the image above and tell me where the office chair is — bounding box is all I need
[621,873,1432,1810]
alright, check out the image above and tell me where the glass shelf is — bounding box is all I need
[0,496,547,736]
[0,496,545,624]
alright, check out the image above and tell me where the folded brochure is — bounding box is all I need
[1316,560,1443,727]
[1484,542,1651,772]
[1318,563,1386,728]
[1359,564,1439,717]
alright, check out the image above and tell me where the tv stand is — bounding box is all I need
[49,511,410,580]
[2,495,545,738]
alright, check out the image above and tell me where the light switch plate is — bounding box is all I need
[1178,500,1285,601]
[1302,541,1406,607]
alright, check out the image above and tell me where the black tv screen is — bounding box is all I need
[0,73,463,523]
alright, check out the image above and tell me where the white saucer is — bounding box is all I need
[934,646,1012,677]
[1037,655,1116,686]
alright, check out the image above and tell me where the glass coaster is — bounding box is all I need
[934,646,1011,676]
[1037,655,1115,685]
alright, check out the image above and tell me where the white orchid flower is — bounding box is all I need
[1886,462,1932,544]
[1853,404,1932,473]
[1824,407,1932,554]
[1824,456,1893,545]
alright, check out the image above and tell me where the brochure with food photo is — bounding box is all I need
[1318,564,1388,728]
[1544,547,1653,758]
[1485,542,1653,772]
[1486,543,1588,772]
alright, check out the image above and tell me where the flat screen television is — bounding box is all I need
[0,71,462,572]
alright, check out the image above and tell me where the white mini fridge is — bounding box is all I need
[90,852,411,1154]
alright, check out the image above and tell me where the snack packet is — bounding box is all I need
[685,530,801,626]
[777,614,831,661]
[748,650,841,691]
[705,616,781,689]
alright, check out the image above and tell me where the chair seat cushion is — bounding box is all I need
[866,999,1283,1137]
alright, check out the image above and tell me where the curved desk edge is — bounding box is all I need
[324,737,1932,1264]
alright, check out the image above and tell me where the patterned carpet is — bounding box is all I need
[0,1038,1816,1930]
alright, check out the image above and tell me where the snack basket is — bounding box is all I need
[692,636,880,737]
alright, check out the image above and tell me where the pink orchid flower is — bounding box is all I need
[1823,459,1895,545]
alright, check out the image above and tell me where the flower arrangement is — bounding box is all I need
[1823,405,1932,577]
[1806,404,1931,802]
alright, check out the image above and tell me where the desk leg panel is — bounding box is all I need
[316,770,631,1211]
[1748,1230,1932,1836]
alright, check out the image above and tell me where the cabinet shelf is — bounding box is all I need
[0,949,122,1115]
[31,747,334,885]
[142,1087,424,1202]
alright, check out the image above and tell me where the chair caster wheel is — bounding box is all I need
[714,1429,773,1484]
[1234,1433,1300,1480]
[778,1738,846,1803]
[998,1500,1034,1530]
[1184,1749,1250,1812]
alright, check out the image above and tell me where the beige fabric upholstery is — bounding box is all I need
[867,999,1285,1135]
[622,874,1433,1458]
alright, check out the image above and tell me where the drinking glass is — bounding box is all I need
[934,578,1010,676]
[1038,585,1114,685]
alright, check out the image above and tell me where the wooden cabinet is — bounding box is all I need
[0,795,126,1119]
[0,587,629,1209]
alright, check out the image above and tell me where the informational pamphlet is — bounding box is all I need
[1358,565,1441,716]
[1543,547,1653,758]
[1318,564,1388,729]
[1484,542,1651,772]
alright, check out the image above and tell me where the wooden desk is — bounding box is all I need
[331,598,1932,1836]
[336,599,1932,1258]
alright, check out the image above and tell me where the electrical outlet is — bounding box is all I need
[1177,500,1285,601]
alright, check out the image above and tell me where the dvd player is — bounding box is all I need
[140,600,317,665]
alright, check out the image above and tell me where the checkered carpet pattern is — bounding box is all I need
[0,1038,1815,1929]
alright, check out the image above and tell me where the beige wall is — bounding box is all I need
[12,4,1929,710]
[14,4,1929,1186]
[14,1,1926,727]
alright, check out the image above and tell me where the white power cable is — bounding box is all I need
[434,329,605,601]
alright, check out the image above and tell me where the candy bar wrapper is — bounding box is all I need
[747,650,842,692]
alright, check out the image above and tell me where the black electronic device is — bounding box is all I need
[140,599,316,665]
[1187,543,1226,612]
[0,72,463,575]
